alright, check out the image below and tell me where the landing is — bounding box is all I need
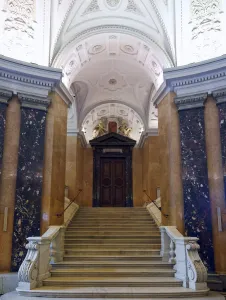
[1,291,224,300]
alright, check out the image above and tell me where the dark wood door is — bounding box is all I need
[100,158,126,207]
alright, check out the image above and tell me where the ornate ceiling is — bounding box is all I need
[0,0,225,144]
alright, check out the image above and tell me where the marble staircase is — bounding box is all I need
[16,207,213,298]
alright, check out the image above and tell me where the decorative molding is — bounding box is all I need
[82,0,100,15]
[175,93,208,111]
[18,94,51,111]
[54,81,74,107]
[126,0,144,16]
[52,24,174,68]
[213,89,226,104]
[0,89,12,104]
[106,0,121,8]
[0,55,62,100]
[153,55,226,107]
[139,128,158,148]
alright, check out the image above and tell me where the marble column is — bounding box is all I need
[41,92,67,234]
[205,95,226,274]
[214,90,226,204]
[175,94,215,272]
[0,90,12,181]
[11,95,49,272]
[158,92,184,232]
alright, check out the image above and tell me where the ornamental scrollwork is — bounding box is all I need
[186,241,207,283]
[18,240,39,283]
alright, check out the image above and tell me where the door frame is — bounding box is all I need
[90,133,136,207]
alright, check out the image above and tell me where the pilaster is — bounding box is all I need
[175,93,215,272]
[11,95,50,271]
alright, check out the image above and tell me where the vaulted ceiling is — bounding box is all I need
[50,0,175,142]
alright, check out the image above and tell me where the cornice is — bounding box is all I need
[139,128,158,148]
[54,81,74,107]
[174,93,208,111]
[18,94,51,111]
[0,89,13,105]
[212,89,226,105]
[0,55,63,98]
[154,55,226,107]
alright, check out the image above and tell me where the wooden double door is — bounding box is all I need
[100,158,126,207]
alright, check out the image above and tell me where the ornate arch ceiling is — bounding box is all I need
[51,0,175,137]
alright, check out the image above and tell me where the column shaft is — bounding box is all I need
[205,96,226,273]
[177,100,214,272]
[158,92,184,232]
[0,96,20,271]
[11,98,48,271]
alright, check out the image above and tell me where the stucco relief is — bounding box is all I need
[1,0,36,61]
[126,0,143,16]
[83,0,100,15]
[190,0,223,62]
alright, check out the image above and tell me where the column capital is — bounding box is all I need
[18,94,51,111]
[0,89,12,105]
[212,89,226,104]
[174,93,208,111]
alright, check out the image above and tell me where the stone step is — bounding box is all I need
[50,268,175,278]
[67,226,158,230]
[72,217,152,221]
[64,249,160,256]
[64,243,161,249]
[65,232,160,237]
[52,261,173,269]
[63,255,162,261]
[65,230,160,235]
[17,286,209,298]
[64,237,161,244]
[43,276,181,287]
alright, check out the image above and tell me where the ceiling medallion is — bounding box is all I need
[88,44,106,54]
[106,0,121,8]
[120,44,137,55]
[109,78,117,85]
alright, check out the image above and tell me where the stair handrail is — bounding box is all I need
[56,189,82,217]
[160,226,208,291]
[143,190,169,218]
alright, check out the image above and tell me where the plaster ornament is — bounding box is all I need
[2,0,36,62]
[83,0,100,15]
[152,61,161,76]
[106,0,120,7]
[190,0,223,62]
[88,44,106,54]
[93,118,108,138]
[126,0,143,16]
[118,118,132,137]
[120,44,138,55]
[99,70,127,91]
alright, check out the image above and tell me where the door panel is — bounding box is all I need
[100,158,125,207]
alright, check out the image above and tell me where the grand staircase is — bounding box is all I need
[29,208,211,298]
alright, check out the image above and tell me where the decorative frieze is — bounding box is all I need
[175,93,207,111]
[18,94,51,111]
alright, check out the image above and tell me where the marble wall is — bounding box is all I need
[217,102,226,202]
[11,107,47,271]
[178,106,214,272]
[133,148,143,207]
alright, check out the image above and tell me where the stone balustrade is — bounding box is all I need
[160,226,208,291]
